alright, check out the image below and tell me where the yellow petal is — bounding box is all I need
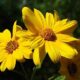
[46,12,54,29]
[56,41,78,59]
[53,19,68,33]
[13,49,23,60]
[56,34,78,42]
[45,41,60,62]
[31,36,44,49]
[12,21,17,40]
[15,25,23,38]
[69,40,80,52]
[60,20,77,35]
[0,50,8,62]
[34,9,46,28]
[6,54,16,70]
[16,25,22,31]
[19,40,31,47]
[22,48,32,59]
[53,10,60,22]
[33,45,46,65]
[22,7,41,34]
[0,42,7,48]
[0,29,11,42]
[16,30,28,38]
[18,40,32,59]
[17,30,35,40]
[0,60,7,72]
[54,20,77,34]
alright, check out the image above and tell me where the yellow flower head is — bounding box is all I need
[22,7,78,65]
[0,21,32,71]
[60,55,80,80]
[60,40,80,80]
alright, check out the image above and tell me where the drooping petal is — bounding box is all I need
[22,7,42,34]
[33,45,46,65]
[34,9,46,28]
[33,48,40,65]
[6,54,16,70]
[55,41,78,59]
[53,20,77,34]
[56,34,78,42]
[46,12,54,29]
[45,41,61,62]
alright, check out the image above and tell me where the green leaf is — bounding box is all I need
[54,75,66,80]
[48,75,66,80]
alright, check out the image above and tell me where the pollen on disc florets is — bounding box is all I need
[6,41,19,53]
[40,28,57,41]
[67,63,77,76]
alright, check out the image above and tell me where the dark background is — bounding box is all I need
[0,0,80,37]
[0,0,80,80]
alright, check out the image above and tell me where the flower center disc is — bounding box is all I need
[40,28,56,41]
[6,41,19,53]
[67,63,77,76]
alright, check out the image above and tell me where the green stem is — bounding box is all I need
[12,70,24,77]
[48,74,57,80]
[20,63,28,80]
[31,67,37,80]
[48,76,54,80]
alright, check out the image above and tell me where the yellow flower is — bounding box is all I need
[0,21,32,71]
[60,40,80,80]
[60,55,80,80]
[22,7,78,65]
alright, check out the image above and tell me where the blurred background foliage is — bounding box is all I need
[0,0,80,37]
[0,0,80,80]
